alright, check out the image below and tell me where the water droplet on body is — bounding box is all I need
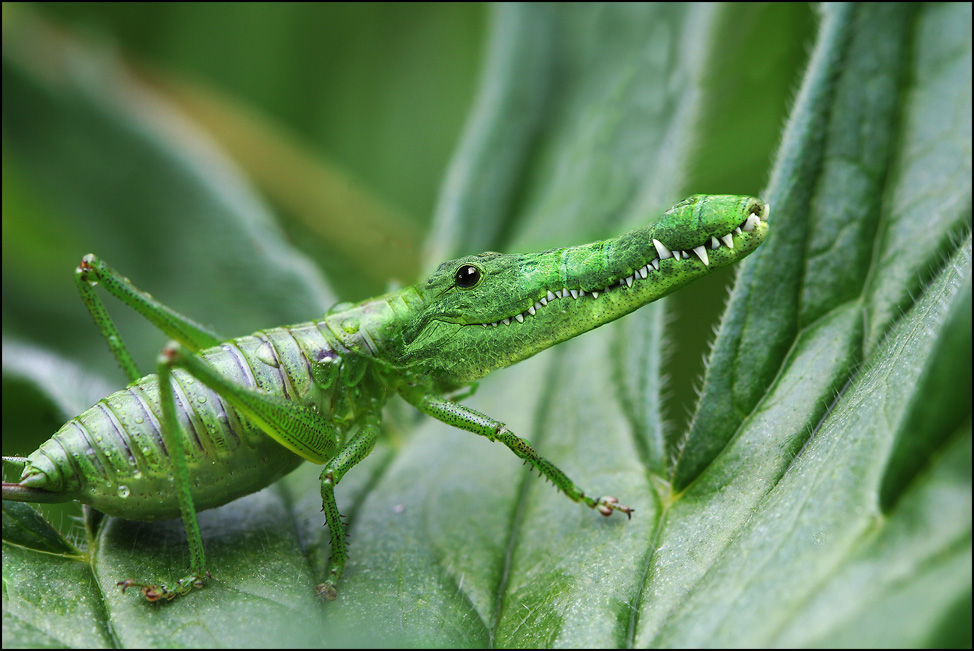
[256,342,280,367]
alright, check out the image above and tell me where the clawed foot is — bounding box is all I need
[118,570,210,602]
[314,581,338,601]
[594,495,633,519]
[314,563,342,601]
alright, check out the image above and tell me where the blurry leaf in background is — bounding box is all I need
[148,74,423,287]
[3,2,971,648]
[38,2,486,225]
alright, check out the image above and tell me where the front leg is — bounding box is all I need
[314,412,381,600]
[401,389,632,519]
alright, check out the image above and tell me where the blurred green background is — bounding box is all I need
[4,1,486,299]
[38,1,486,237]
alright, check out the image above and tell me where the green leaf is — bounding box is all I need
[3,3,970,648]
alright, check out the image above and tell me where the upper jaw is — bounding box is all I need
[472,200,769,328]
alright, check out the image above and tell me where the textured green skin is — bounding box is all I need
[3,193,768,596]
[399,194,769,386]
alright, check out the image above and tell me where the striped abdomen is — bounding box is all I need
[20,321,348,521]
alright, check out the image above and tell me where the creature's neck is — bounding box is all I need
[320,286,425,362]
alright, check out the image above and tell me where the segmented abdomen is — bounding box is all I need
[22,322,342,521]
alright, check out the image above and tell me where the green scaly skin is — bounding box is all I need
[2,194,769,602]
[340,194,769,388]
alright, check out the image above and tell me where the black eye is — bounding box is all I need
[454,265,481,288]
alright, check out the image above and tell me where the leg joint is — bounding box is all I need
[76,253,97,280]
[158,342,183,364]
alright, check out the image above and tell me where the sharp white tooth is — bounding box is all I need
[625,275,634,288]
[547,290,556,301]
[653,239,672,259]
[710,236,720,250]
[515,314,524,323]
[693,245,709,266]
[762,202,771,221]
[721,233,734,249]
[578,289,585,296]
[482,323,488,328]
[591,291,599,298]
[639,266,648,279]
[528,305,536,315]
[652,259,660,271]
[540,297,548,306]
[682,250,691,259]
[570,289,579,299]
[744,213,760,232]
[491,322,498,327]
[503,318,511,326]
[734,226,742,235]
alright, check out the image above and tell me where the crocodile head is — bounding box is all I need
[394,194,769,388]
